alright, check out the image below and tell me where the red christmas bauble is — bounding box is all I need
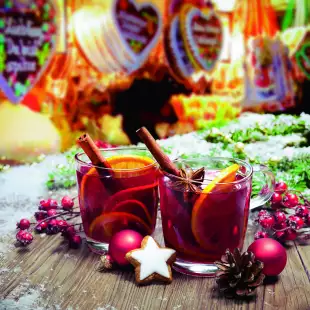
[109,230,144,266]
[248,238,287,276]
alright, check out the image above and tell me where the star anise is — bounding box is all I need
[173,167,205,192]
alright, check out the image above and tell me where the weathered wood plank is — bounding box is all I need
[1,217,310,310]
[261,242,310,310]
[295,242,310,282]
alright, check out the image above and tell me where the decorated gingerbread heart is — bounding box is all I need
[113,0,162,65]
[295,33,310,80]
[164,15,195,82]
[0,0,57,103]
[180,4,223,72]
[166,0,208,17]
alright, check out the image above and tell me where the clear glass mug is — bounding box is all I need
[75,147,159,253]
[158,157,275,277]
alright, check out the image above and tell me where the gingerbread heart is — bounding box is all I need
[296,39,310,80]
[113,0,162,64]
[181,5,223,72]
[165,15,195,81]
[0,0,57,103]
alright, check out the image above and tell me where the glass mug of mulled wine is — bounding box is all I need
[158,157,275,277]
[75,146,159,253]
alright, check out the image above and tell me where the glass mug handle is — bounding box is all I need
[250,164,276,210]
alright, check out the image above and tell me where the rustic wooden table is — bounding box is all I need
[1,194,310,310]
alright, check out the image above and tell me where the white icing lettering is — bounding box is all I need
[195,36,218,46]
[1,14,45,74]
[120,21,141,34]
[5,18,43,40]
[7,38,38,57]
[118,11,147,27]
[7,38,20,55]
[7,58,36,73]
[123,31,147,44]
[193,22,221,34]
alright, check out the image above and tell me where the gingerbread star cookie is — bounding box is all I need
[126,236,176,285]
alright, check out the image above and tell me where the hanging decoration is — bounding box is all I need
[164,0,223,84]
[244,36,295,112]
[164,14,195,83]
[113,0,162,68]
[55,0,68,53]
[280,0,309,63]
[230,0,279,61]
[72,0,162,75]
[180,4,223,72]
[0,0,57,103]
[295,31,310,80]
[282,0,310,30]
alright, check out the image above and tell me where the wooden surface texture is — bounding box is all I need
[1,204,310,310]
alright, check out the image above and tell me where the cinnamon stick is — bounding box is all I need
[77,134,112,170]
[136,127,180,177]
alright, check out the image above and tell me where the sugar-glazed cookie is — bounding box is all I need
[180,4,223,72]
[111,0,163,67]
[126,236,176,285]
[164,14,195,82]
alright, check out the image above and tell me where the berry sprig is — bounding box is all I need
[16,196,82,249]
[255,182,310,242]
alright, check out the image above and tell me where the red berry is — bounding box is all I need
[62,226,76,239]
[17,231,33,245]
[254,231,269,240]
[49,219,57,225]
[283,193,299,208]
[35,221,48,233]
[39,199,58,210]
[16,230,26,241]
[258,210,269,218]
[61,196,74,210]
[274,211,286,223]
[288,215,304,230]
[17,219,30,230]
[275,182,288,194]
[275,230,286,240]
[274,221,287,230]
[284,229,298,241]
[69,235,82,249]
[39,199,50,209]
[47,209,58,217]
[34,211,47,221]
[49,199,58,208]
[295,205,309,218]
[94,141,114,148]
[259,215,275,229]
[47,219,59,234]
[56,220,68,232]
[271,192,283,205]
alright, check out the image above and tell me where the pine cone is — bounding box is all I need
[215,248,265,298]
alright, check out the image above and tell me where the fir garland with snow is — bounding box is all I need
[46,113,310,197]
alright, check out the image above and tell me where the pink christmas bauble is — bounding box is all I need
[109,230,144,266]
[248,238,287,276]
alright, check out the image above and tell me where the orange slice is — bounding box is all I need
[103,182,158,214]
[88,212,152,241]
[107,155,154,169]
[79,154,156,214]
[79,167,110,225]
[112,199,153,226]
[79,155,157,238]
[107,155,155,177]
[191,164,240,250]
